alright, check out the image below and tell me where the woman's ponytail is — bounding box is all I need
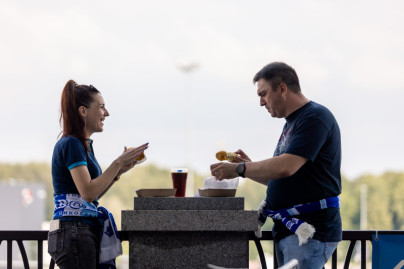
[59,80,92,150]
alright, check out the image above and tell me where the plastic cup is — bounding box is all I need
[171,168,188,197]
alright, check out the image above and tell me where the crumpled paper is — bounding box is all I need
[194,176,239,197]
[203,176,239,189]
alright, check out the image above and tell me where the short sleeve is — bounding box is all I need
[61,137,88,170]
[285,117,329,162]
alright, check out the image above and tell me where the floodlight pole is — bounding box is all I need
[177,61,199,197]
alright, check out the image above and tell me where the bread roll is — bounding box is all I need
[128,148,147,164]
[136,152,146,162]
[216,151,237,162]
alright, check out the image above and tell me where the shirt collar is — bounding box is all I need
[285,101,312,123]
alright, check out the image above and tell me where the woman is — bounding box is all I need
[48,80,148,269]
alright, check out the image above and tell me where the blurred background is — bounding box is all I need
[1,0,404,268]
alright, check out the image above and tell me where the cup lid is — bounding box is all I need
[171,168,188,173]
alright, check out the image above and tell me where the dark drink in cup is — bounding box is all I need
[171,168,188,197]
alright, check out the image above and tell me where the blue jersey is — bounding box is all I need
[51,136,102,204]
[267,101,342,242]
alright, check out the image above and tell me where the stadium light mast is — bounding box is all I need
[177,61,199,197]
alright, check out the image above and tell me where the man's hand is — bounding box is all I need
[231,149,252,163]
[210,162,238,181]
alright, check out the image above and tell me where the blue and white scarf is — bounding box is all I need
[54,194,98,217]
[53,194,122,266]
[256,196,340,245]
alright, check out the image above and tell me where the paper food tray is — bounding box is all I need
[136,188,176,197]
[198,188,236,197]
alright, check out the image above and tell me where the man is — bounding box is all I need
[210,62,341,269]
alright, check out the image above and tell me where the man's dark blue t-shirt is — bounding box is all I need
[51,136,102,204]
[266,101,342,242]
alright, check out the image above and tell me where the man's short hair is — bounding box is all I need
[253,62,301,93]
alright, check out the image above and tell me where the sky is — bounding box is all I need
[0,0,403,180]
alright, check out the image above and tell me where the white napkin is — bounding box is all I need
[194,176,239,197]
[204,176,239,189]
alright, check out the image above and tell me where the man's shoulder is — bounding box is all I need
[305,101,332,115]
[300,101,337,124]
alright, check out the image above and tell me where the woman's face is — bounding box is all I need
[83,93,109,137]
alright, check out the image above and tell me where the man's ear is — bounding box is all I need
[279,83,288,96]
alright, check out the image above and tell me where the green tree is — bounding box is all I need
[340,176,360,230]
[2,162,404,231]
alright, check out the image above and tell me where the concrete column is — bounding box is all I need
[122,197,257,269]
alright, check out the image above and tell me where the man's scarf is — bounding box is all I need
[256,196,340,245]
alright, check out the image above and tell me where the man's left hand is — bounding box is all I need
[210,162,238,181]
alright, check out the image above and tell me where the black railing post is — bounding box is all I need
[50,259,55,269]
[16,240,30,269]
[332,248,337,269]
[273,241,278,268]
[38,240,43,269]
[361,239,366,269]
[253,237,267,269]
[7,240,12,269]
[344,240,356,269]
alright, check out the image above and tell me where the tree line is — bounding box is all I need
[0,162,403,231]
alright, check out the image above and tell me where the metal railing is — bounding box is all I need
[252,230,404,269]
[1,230,404,269]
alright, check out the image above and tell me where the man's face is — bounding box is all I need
[257,78,285,118]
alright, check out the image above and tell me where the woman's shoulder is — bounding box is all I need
[55,136,84,149]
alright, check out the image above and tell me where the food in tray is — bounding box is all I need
[198,188,237,197]
[216,151,238,162]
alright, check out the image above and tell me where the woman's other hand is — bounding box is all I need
[116,143,149,176]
